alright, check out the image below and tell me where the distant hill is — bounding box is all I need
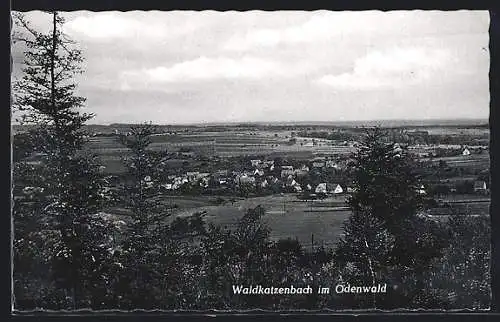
[12,118,489,135]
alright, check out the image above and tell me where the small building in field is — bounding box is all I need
[462,148,471,156]
[474,180,487,193]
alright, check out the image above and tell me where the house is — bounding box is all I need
[199,177,209,188]
[462,148,471,156]
[263,160,275,168]
[315,183,328,194]
[285,176,297,187]
[197,173,211,181]
[332,184,343,194]
[260,179,269,188]
[216,169,229,176]
[186,171,200,181]
[304,141,314,147]
[254,169,265,177]
[416,184,427,195]
[281,169,295,178]
[325,160,336,168]
[474,180,487,193]
[293,184,302,193]
[250,159,262,167]
[162,183,173,190]
[282,165,294,171]
[306,184,312,191]
[346,186,356,193]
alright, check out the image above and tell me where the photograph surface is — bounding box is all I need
[11,10,491,311]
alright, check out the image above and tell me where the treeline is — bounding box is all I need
[296,130,489,148]
[12,11,490,311]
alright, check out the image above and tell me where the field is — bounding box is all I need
[148,194,350,249]
[80,122,490,250]
[112,192,487,250]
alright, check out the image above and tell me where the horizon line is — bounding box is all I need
[83,117,489,127]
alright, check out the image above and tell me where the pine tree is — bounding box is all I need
[336,127,449,308]
[116,123,188,309]
[12,11,113,309]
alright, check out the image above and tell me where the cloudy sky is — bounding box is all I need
[11,10,490,124]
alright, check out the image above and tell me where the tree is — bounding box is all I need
[336,128,449,308]
[430,213,491,309]
[12,12,114,310]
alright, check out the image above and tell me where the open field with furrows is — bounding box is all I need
[87,132,356,158]
[102,193,489,249]
[416,127,489,136]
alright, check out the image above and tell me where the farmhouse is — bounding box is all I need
[263,160,275,167]
[199,177,209,188]
[332,184,343,194]
[315,183,327,194]
[186,171,200,181]
[250,159,262,167]
[254,169,265,176]
[462,147,471,156]
[474,180,487,193]
[416,184,427,195]
[285,176,297,188]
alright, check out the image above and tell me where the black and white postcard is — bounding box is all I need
[10,9,492,312]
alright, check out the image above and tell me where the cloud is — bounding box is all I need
[223,10,489,52]
[63,13,165,40]
[316,47,454,90]
[224,12,336,51]
[120,56,285,86]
